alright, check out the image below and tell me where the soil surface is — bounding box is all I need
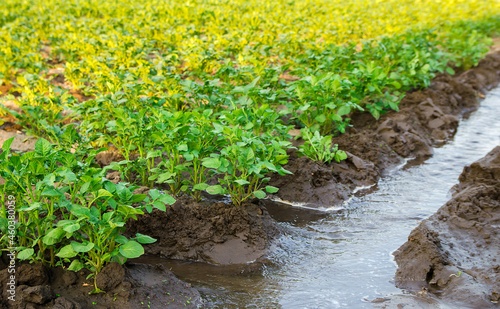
[0,129,37,153]
[269,51,500,208]
[0,260,203,309]
[391,146,500,308]
[126,196,281,265]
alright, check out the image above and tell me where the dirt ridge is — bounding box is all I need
[392,146,500,308]
[125,196,281,265]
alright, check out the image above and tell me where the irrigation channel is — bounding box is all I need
[140,87,500,308]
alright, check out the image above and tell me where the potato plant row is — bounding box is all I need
[0,0,499,294]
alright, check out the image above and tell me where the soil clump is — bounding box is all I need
[0,261,203,309]
[392,146,500,308]
[125,196,281,265]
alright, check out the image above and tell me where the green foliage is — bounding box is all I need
[297,128,347,165]
[0,138,175,293]
[0,0,498,296]
[203,122,292,206]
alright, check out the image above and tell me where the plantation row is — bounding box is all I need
[0,0,499,294]
[0,137,175,293]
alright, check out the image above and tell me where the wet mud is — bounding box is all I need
[0,261,202,309]
[392,146,500,308]
[269,51,500,208]
[125,196,281,265]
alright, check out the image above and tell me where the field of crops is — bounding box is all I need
[1,0,499,296]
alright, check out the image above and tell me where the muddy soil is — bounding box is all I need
[269,51,500,208]
[125,196,281,265]
[0,261,203,309]
[392,146,500,308]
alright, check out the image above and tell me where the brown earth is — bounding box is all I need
[391,146,500,308]
[269,51,500,208]
[0,260,203,309]
[0,130,37,152]
[125,196,281,265]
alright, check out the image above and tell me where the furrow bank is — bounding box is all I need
[391,146,500,308]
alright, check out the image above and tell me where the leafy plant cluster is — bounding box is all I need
[297,128,347,165]
[0,1,498,202]
[0,0,497,193]
[72,96,295,205]
[0,0,499,294]
[0,137,175,293]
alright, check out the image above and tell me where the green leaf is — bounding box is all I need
[42,187,62,197]
[102,211,115,222]
[80,182,91,194]
[335,150,348,162]
[117,187,133,202]
[314,114,326,123]
[119,240,144,258]
[35,138,52,157]
[130,194,147,203]
[104,181,116,193]
[159,194,176,205]
[42,228,65,245]
[2,137,14,151]
[146,150,162,159]
[0,218,7,232]
[234,179,250,186]
[18,202,42,212]
[201,157,221,169]
[330,114,342,122]
[17,248,34,260]
[97,189,113,198]
[135,233,156,244]
[71,205,91,218]
[193,183,209,190]
[253,190,266,199]
[391,81,402,89]
[62,223,80,233]
[337,105,351,116]
[57,245,77,258]
[117,205,144,218]
[68,259,84,271]
[265,185,279,193]
[157,172,175,183]
[115,235,128,244]
[389,72,400,80]
[152,201,166,211]
[71,241,94,253]
[246,148,255,163]
[275,154,289,165]
[59,169,77,183]
[445,67,455,75]
[206,185,224,195]
[149,189,160,200]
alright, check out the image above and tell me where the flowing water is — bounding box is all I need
[141,88,500,308]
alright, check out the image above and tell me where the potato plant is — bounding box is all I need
[0,138,175,293]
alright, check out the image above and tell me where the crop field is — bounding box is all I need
[0,0,499,299]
